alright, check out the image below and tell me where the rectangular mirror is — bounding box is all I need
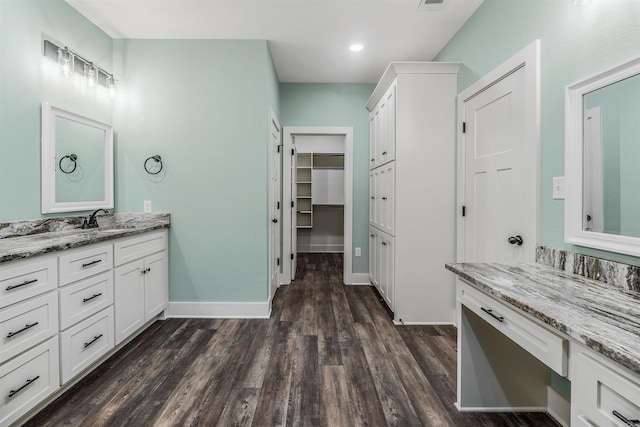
[41,102,114,214]
[565,56,640,256]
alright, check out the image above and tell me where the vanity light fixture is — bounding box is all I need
[43,39,116,93]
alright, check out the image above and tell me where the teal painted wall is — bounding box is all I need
[113,39,276,302]
[0,0,113,221]
[435,0,640,266]
[279,83,375,274]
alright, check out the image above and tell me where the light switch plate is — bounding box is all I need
[553,177,565,200]
[355,247,361,257]
[144,200,152,213]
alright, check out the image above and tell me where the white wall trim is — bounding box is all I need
[282,126,354,285]
[393,321,456,326]
[167,302,270,318]
[348,273,370,285]
[546,386,571,427]
[454,403,547,413]
[456,39,540,263]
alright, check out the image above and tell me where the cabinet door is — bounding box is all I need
[376,101,387,168]
[369,229,378,287]
[379,163,395,235]
[380,85,395,164]
[369,171,377,225]
[380,235,394,309]
[144,252,168,322]
[369,112,377,169]
[114,259,145,345]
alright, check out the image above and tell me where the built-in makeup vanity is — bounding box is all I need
[446,252,640,426]
[0,213,170,427]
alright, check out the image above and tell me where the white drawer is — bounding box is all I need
[58,244,113,286]
[60,306,114,383]
[0,256,57,309]
[0,336,59,427]
[114,230,166,267]
[458,280,568,375]
[0,292,58,363]
[571,344,640,427]
[59,271,114,330]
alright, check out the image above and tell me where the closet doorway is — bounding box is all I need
[282,127,353,285]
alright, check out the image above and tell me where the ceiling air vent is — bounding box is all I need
[417,0,445,11]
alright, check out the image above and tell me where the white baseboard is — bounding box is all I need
[456,405,547,412]
[167,301,270,318]
[347,273,370,285]
[547,385,571,427]
[296,245,344,253]
[394,321,456,326]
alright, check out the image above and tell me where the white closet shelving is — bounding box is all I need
[296,153,313,228]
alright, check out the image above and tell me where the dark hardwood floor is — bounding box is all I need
[26,253,559,426]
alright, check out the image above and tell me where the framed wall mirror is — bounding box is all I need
[565,56,640,257]
[41,102,114,214]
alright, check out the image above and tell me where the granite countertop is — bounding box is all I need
[446,262,640,376]
[0,213,170,264]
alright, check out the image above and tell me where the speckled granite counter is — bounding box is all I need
[446,262,640,376]
[0,213,170,263]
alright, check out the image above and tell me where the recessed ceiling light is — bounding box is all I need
[349,43,364,52]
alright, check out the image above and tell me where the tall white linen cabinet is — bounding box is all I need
[366,62,460,324]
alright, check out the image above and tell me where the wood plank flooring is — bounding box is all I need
[26,253,559,426]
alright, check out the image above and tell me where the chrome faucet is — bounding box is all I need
[82,209,109,229]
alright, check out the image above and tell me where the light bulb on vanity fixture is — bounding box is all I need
[86,64,96,89]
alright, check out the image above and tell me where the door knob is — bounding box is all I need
[507,235,523,246]
[272,218,278,223]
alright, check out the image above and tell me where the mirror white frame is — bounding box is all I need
[41,102,114,214]
[565,56,640,257]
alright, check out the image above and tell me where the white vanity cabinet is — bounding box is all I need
[0,256,59,427]
[570,342,640,426]
[367,62,459,322]
[114,230,168,345]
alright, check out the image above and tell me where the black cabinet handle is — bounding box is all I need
[481,307,504,322]
[382,151,387,155]
[6,279,37,291]
[82,259,101,268]
[370,158,375,162]
[8,376,39,398]
[84,334,103,348]
[370,234,374,238]
[370,196,375,200]
[382,197,387,200]
[82,293,103,303]
[381,242,387,246]
[612,410,640,426]
[7,322,39,339]
[141,267,151,275]
[272,218,278,223]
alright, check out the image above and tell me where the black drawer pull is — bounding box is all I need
[82,293,103,303]
[7,322,39,338]
[382,151,387,155]
[82,259,101,268]
[8,376,40,398]
[381,242,387,246]
[84,334,103,348]
[382,197,387,200]
[481,307,504,322]
[370,196,375,199]
[370,234,375,237]
[6,279,38,291]
[141,267,151,275]
[612,410,640,426]
[370,158,375,162]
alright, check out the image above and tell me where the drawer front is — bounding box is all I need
[114,230,167,267]
[0,292,58,363]
[60,306,114,384]
[458,280,568,375]
[59,271,114,330]
[0,336,60,427]
[59,244,113,286]
[571,346,640,426]
[0,257,57,309]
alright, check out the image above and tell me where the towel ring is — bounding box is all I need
[144,155,163,175]
[59,154,78,174]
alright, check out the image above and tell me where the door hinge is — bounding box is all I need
[462,206,466,217]
[277,201,280,210]
[291,253,294,260]
[277,145,281,153]
[291,149,295,156]
[277,257,280,266]
[291,200,294,208]
[462,122,466,133]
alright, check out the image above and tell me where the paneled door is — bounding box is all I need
[459,42,539,263]
[269,110,281,303]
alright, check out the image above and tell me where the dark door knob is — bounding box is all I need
[272,218,278,223]
[507,235,523,246]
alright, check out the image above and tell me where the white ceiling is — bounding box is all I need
[65,0,484,83]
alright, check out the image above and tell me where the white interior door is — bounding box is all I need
[461,64,536,263]
[290,145,297,280]
[269,111,281,302]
